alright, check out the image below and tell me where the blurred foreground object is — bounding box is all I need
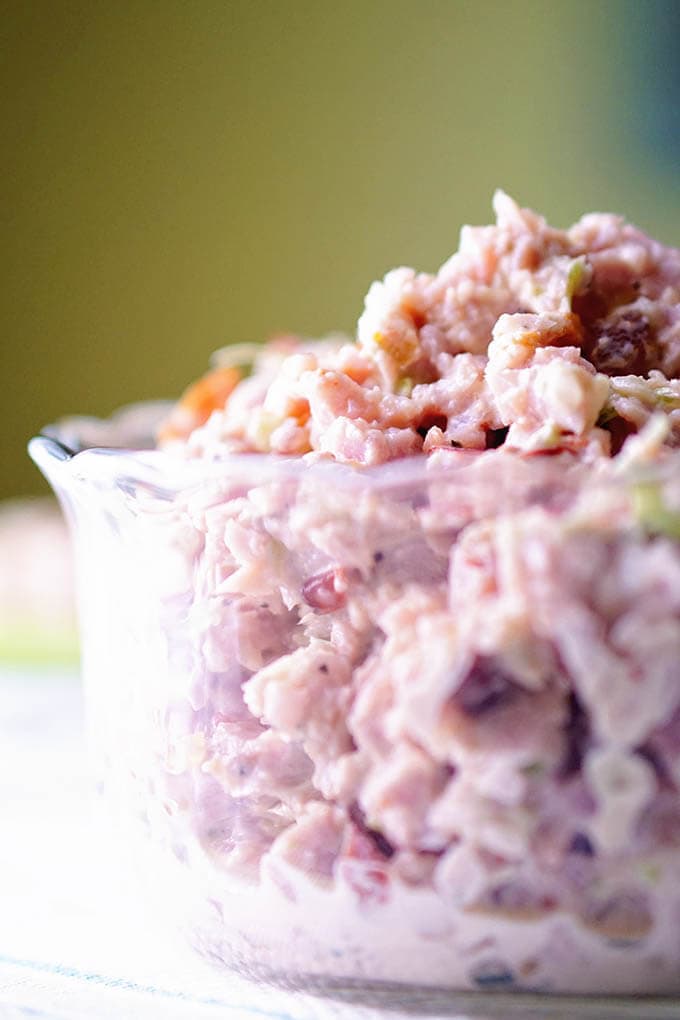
[0,498,78,665]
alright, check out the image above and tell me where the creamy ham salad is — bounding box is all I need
[59,194,680,993]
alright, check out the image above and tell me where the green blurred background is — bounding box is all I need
[3,0,680,501]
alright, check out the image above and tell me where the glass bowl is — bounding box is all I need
[29,405,680,1014]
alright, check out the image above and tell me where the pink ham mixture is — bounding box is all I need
[167,191,680,465]
[145,196,680,986]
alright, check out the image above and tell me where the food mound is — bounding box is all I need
[141,194,680,992]
[160,190,680,462]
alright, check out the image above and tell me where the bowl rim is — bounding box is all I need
[28,400,677,500]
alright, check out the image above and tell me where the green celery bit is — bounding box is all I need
[597,402,618,427]
[633,481,680,540]
[638,861,661,885]
[396,376,414,397]
[566,258,587,305]
[655,388,680,410]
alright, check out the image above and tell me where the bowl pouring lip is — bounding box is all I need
[28,428,476,496]
[26,400,490,495]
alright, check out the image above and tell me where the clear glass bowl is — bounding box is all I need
[29,405,680,1015]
